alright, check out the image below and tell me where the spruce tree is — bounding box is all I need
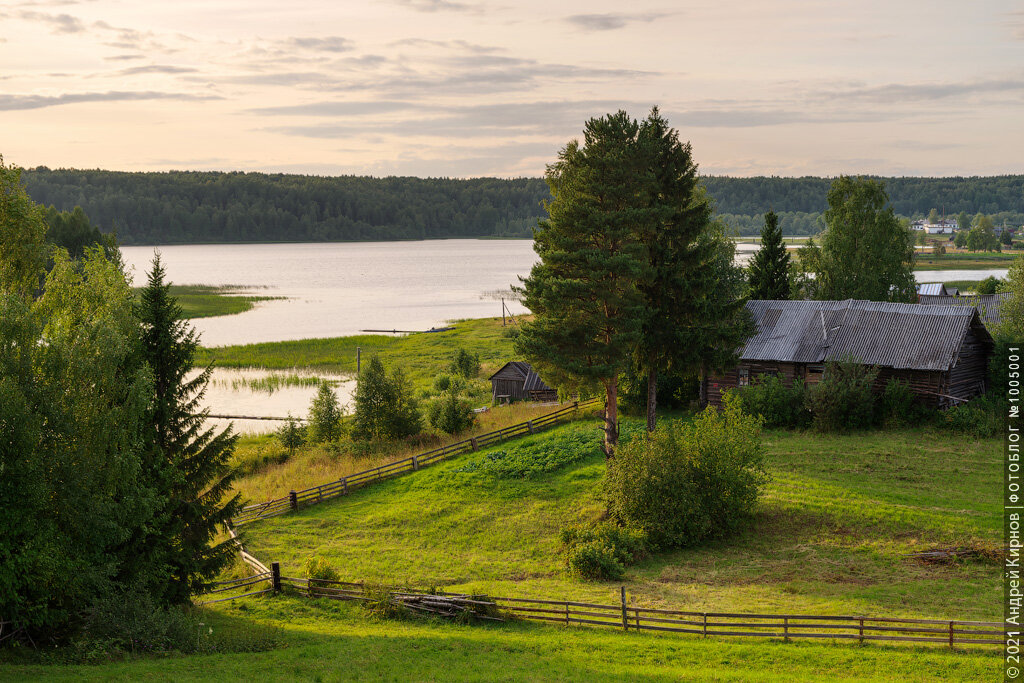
[352,355,421,440]
[515,111,652,457]
[136,255,241,603]
[747,210,791,300]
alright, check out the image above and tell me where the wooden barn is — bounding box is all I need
[489,361,558,403]
[706,299,993,408]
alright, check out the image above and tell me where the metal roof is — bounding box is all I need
[916,282,948,296]
[918,292,1009,326]
[742,299,991,371]
[489,361,554,393]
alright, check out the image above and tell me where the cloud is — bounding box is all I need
[104,54,145,61]
[281,36,352,53]
[392,0,477,12]
[1005,11,1024,40]
[12,9,84,33]
[250,100,415,116]
[822,78,1024,103]
[116,65,198,76]
[564,12,672,31]
[0,91,220,111]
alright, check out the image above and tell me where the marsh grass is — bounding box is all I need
[134,284,282,319]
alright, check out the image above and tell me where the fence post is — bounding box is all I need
[271,562,281,593]
[342,478,348,495]
[949,621,954,648]
[412,455,419,471]
[470,437,478,451]
[289,490,298,511]
[859,617,864,644]
[527,420,535,434]
[565,602,569,626]
[783,616,789,642]
[702,613,707,637]
[620,586,628,631]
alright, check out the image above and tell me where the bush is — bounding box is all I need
[428,389,476,434]
[76,591,203,659]
[303,555,340,582]
[276,415,305,454]
[560,521,648,581]
[877,379,917,428]
[605,394,767,549]
[449,348,481,379]
[942,395,1001,438]
[804,359,878,432]
[307,383,344,443]
[735,373,808,428]
[977,276,1002,295]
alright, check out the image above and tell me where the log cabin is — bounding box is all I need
[705,299,993,408]
[489,361,558,403]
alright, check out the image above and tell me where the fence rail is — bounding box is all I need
[220,570,1004,650]
[230,397,604,526]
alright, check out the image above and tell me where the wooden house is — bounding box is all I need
[706,299,993,408]
[489,362,558,403]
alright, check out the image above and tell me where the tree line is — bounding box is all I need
[19,166,1024,244]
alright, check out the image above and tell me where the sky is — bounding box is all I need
[1,0,1023,177]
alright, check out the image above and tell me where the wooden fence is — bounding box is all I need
[199,565,1006,649]
[230,397,604,526]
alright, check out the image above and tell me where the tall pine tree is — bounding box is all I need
[747,210,791,300]
[135,255,242,603]
[516,111,652,457]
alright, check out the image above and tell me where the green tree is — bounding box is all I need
[954,229,968,249]
[747,210,791,300]
[999,256,1024,341]
[0,159,48,300]
[352,355,422,440]
[135,256,241,604]
[428,389,476,434]
[515,111,651,456]
[969,214,997,252]
[927,208,940,224]
[307,383,344,443]
[956,211,970,233]
[814,176,916,302]
[1002,229,1014,246]
[277,415,305,455]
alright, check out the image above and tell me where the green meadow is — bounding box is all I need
[137,284,281,319]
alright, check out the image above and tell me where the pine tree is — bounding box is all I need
[747,211,791,300]
[307,383,344,443]
[136,254,241,604]
[515,111,652,457]
[352,355,421,440]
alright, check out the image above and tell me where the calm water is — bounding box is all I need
[121,240,538,347]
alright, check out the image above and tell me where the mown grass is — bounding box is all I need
[0,595,998,682]
[136,285,280,319]
[229,401,582,503]
[239,419,1000,624]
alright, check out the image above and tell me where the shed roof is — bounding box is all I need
[488,361,554,393]
[742,299,991,371]
[917,282,948,296]
[918,291,1009,326]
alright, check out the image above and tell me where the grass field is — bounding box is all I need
[1,595,999,682]
[137,285,280,319]
[915,252,1019,271]
[239,419,1000,624]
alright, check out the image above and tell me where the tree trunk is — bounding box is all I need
[646,366,657,433]
[698,362,708,408]
[603,378,619,458]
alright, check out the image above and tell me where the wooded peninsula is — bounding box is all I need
[20,168,1024,244]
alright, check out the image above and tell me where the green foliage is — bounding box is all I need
[954,230,968,248]
[735,374,808,428]
[560,521,648,581]
[815,176,916,302]
[134,255,242,604]
[448,348,481,379]
[352,355,422,441]
[605,395,767,549]
[941,396,1001,438]
[428,389,476,435]
[307,383,344,443]
[303,556,340,583]
[747,210,791,300]
[76,592,204,659]
[877,379,917,428]
[976,275,1001,295]
[277,415,305,454]
[0,159,48,300]
[42,204,115,260]
[804,359,879,432]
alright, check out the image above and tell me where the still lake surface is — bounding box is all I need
[120,240,1005,432]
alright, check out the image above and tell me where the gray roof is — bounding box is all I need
[489,361,554,393]
[918,292,1009,326]
[742,299,991,371]
[916,282,948,296]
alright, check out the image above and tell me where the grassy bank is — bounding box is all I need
[138,285,280,319]
[240,419,999,623]
[1,595,997,682]
[914,252,1019,271]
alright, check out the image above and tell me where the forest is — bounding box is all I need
[20,168,1024,244]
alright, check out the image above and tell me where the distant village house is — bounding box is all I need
[706,299,993,408]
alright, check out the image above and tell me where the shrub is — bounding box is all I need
[942,395,1001,438]
[560,521,648,580]
[977,275,1001,295]
[735,373,808,428]
[76,591,203,660]
[605,394,767,549]
[877,379,917,428]
[449,348,481,379]
[276,415,305,454]
[307,383,344,443]
[804,358,878,432]
[428,389,476,434]
[303,555,340,582]
[433,373,452,393]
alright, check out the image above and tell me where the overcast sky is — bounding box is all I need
[2,0,1022,177]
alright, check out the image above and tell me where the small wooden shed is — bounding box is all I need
[706,299,994,408]
[489,362,558,403]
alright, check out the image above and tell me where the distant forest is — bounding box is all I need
[20,168,1024,244]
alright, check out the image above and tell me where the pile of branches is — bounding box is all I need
[905,545,1003,564]
[377,591,504,622]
